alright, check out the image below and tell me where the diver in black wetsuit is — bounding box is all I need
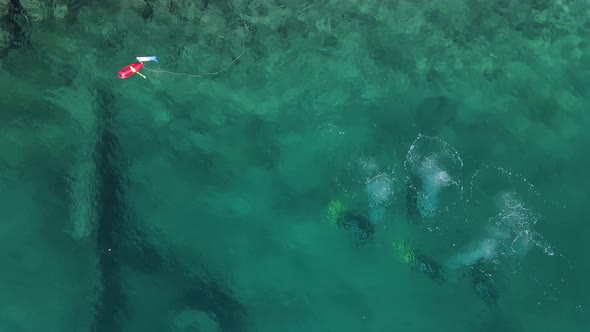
[467,260,499,305]
[328,186,499,305]
[405,182,499,305]
[327,200,374,248]
[336,209,376,248]
[328,199,445,283]
[391,239,446,284]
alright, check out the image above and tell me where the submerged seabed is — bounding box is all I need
[0,0,589,331]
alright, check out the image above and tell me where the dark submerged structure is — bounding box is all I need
[91,87,246,332]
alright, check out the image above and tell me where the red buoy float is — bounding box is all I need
[118,62,144,79]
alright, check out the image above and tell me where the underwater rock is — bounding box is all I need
[19,0,46,21]
[0,28,8,53]
[1,0,32,54]
[121,0,148,11]
[178,282,246,332]
[0,0,8,16]
[170,308,222,332]
[52,3,67,20]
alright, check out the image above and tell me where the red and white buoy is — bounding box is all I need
[117,62,145,79]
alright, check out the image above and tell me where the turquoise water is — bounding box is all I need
[0,0,589,331]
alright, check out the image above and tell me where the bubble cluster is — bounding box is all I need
[405,135,463,220]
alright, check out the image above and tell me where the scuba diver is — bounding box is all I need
[327,199,445,283]
[467,260,499,305]
[405,182,500,305]
[328,197,498,305]
[392,240,446,284]
[328,200,375,249]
